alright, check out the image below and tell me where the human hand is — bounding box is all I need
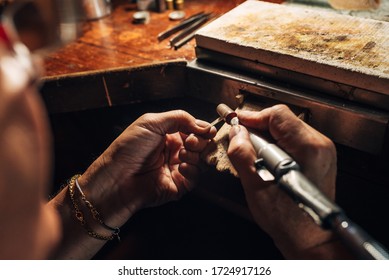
[227,104,339,258]
[79,110,216,227]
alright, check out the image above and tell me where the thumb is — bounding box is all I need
[228,125,258,180]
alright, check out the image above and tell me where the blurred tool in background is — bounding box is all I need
[158,12,213,50]
[82,0,111,20]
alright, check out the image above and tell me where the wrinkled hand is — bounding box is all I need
[227,105,338,258]
[80,110,216,227]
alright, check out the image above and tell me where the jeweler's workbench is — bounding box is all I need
[41,0,389,260]
[45,0,285,77]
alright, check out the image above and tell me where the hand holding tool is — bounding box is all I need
[215,103,389,260]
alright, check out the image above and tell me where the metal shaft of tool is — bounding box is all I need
[157,12,205,41]
[170,13,212,47]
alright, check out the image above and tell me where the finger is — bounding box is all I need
[238,105,336,185]
[165,133,183,164]
[237,105,293,133]
[179,149,200,165]
[138,110,217,137]
[237,105,327,153]
[228,125,273,196]
[227,125,258,182]
[195,119,218,139]
[184,133,211,152]
[177,163,200,189]
[169,166,194,199]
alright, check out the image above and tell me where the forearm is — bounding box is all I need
[48,185,109,259]
[47,159,136,259]
[46,111,214,259]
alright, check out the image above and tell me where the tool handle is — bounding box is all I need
[331,214,389,260]
[170,14,211,46]
[215,103,389,259]
[157,12,205,41]
[249,129,389,259]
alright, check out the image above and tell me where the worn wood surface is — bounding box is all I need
[195,1,389,94]
[41,60,188,113]
[42,0,283,112]
[44,0,286,77]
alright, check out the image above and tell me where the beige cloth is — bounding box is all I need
[202,103,262,177]
[202,122,238,177]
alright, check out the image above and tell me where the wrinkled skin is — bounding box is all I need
[77,110,216,230]
[0,49,215,259]
[227,105,340,258]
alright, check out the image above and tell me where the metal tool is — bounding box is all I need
[216,103,389,260]
[133,11,150,24]
[209,116,222,127]
[82,0,111,20]
[157,12,204,41]
[170,13,212,49]
[169,11,186,20]
[157,12,212,49]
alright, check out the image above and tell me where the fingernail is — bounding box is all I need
[195,119,214,134]
[195,119,207,127]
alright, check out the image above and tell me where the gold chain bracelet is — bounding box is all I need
[68,175,120,241]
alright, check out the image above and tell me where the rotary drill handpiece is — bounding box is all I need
[215,103,342,225]
[215,103,389,259]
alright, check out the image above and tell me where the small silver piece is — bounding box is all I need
[254,159,275,181]
[133,11,150,24]
[169,11,186,20]
[257,168,275,182]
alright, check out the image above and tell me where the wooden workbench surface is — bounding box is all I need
[44,0,282,77]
